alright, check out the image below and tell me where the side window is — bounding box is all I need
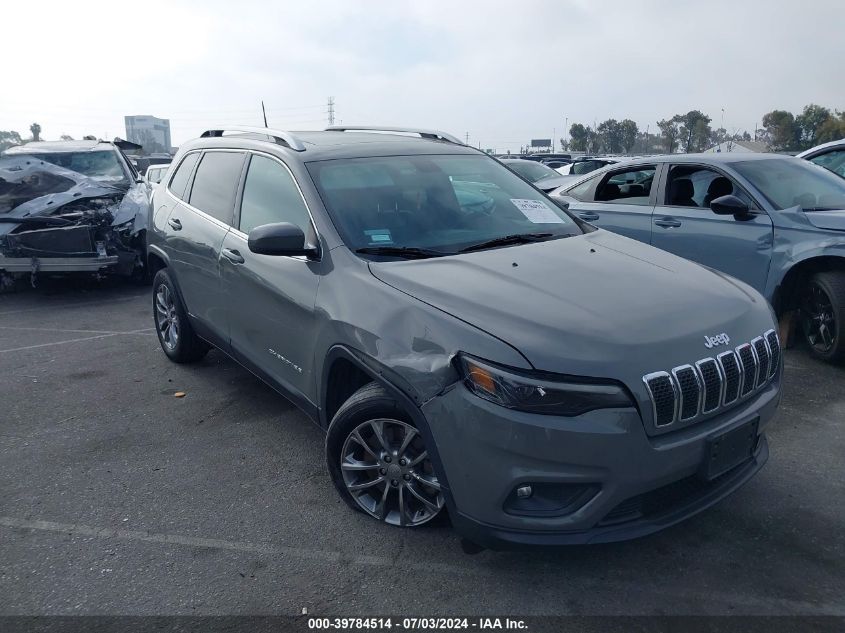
[594,166,656,205]
[188,151,245,225]
[810,150,845,178]
[168,152,200,200]
[239,155,313,235]
[566,174,599,201]
[665,165,754,209]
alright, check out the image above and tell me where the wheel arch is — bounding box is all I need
[773,255,845,314]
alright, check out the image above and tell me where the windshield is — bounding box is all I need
[730,158,845,210]
[506,160,560,183]
[308,154,581,255]
[19,150,128,184]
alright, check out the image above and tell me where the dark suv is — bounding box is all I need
[147,126,781,548]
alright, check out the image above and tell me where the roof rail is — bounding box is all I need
[200,126,306,152]
[325,125,463,145]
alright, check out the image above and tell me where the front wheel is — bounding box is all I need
[799,271,845,364]
[326,383,445,527]
[152,268,209,364]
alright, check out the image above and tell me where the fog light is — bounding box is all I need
[516,485,533,499]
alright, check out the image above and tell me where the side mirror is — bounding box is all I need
[247,222,317,257]
[710,194,751,217]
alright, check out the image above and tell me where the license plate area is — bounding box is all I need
[701,418,759,480]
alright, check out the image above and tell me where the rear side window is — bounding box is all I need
[188,151,245,224]
[168,152,200,200]
[239,155,312,235]
[595,166,655,205]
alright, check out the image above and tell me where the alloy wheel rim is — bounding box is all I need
[801,282,836,353]
[340,418,444,527]
[155,284,180,350]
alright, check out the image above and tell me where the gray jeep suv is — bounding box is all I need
[147,125,781,548]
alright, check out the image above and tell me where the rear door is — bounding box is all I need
[650,163,773,291]
[164,150,246,344]
[220,152,322,405]
[559,164,658,244]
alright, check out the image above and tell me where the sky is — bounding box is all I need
[3,0,843,153]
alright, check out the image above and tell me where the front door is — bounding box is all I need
[220,153,322,404]
[651,163,773,293]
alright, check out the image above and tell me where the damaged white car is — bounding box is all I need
[0,140,151,287]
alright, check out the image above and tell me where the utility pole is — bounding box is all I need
[465,132,470,145]
[327,97,335,126]
[261,100,268,127]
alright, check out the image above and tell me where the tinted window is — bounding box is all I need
[168,152,200,200]
[809,149,845,179]
[664,165,753,209]
[506,160,560,183]
[308,155,581,254]
[240,155,312,235]
[595,166,655,205]
[188,151,245,224]
[731,158,845,210]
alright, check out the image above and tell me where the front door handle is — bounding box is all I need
[654,217,682,228]
[578,212,600,221]
[167,218,182,231]
[221,248,245,264]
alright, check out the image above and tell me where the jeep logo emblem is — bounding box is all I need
[704,333,730,349]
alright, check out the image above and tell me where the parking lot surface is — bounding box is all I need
[0,281,843,616]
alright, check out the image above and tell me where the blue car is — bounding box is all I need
[552,153,845,363]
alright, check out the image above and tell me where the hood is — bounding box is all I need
[368,230,775,388]
[0,156,147,236]
[802,209,845,232]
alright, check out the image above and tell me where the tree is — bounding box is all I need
[59,134,74,141]
[815,111,845,145]
[597,119,623,153]
[569,123,588,152]
[674,110,711,152]
[619,119,638,154]
[796,104,832,148]
[657,118,681,153]
[760,110,798,151]
[0,130,23,152]
[29,123,42,142]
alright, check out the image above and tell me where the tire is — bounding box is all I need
[326,383,445,527]
[152,268,209,363]
[799,271,845,364]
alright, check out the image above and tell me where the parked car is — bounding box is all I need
[557,156,622,175]
[145,163,171,184]
[501,158,578,192]
[551,153,845,363]
[797,138,845,179]
[0,140,151,284]
[147,125,780,548]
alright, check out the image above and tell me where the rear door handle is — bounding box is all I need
[578,212,600,221]
[221,248,245,264]
[167,218,182,231]
[654,217,682,228]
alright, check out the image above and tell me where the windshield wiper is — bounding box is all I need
[355,246,453,259]
[459,232,555,253]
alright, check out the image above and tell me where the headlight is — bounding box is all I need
[457,354,634,417]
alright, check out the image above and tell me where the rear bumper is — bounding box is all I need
[422,377,779,549]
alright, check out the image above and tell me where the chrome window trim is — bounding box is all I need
[671,364,702,422]
[695,357,724,415]
[642,371,677,427]
[716,350,741,406]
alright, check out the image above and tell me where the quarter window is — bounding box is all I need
[168,152,200,200]
[239,155,312,235]
[188,151,245,224]
[594,166,656,205]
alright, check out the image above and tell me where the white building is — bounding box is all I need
[124,115,172,155]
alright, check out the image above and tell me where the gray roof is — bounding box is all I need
[3,140,114,155]
[180,130,477,162]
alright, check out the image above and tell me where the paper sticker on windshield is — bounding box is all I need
[364,229,393,244]
[510,199,565,224]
